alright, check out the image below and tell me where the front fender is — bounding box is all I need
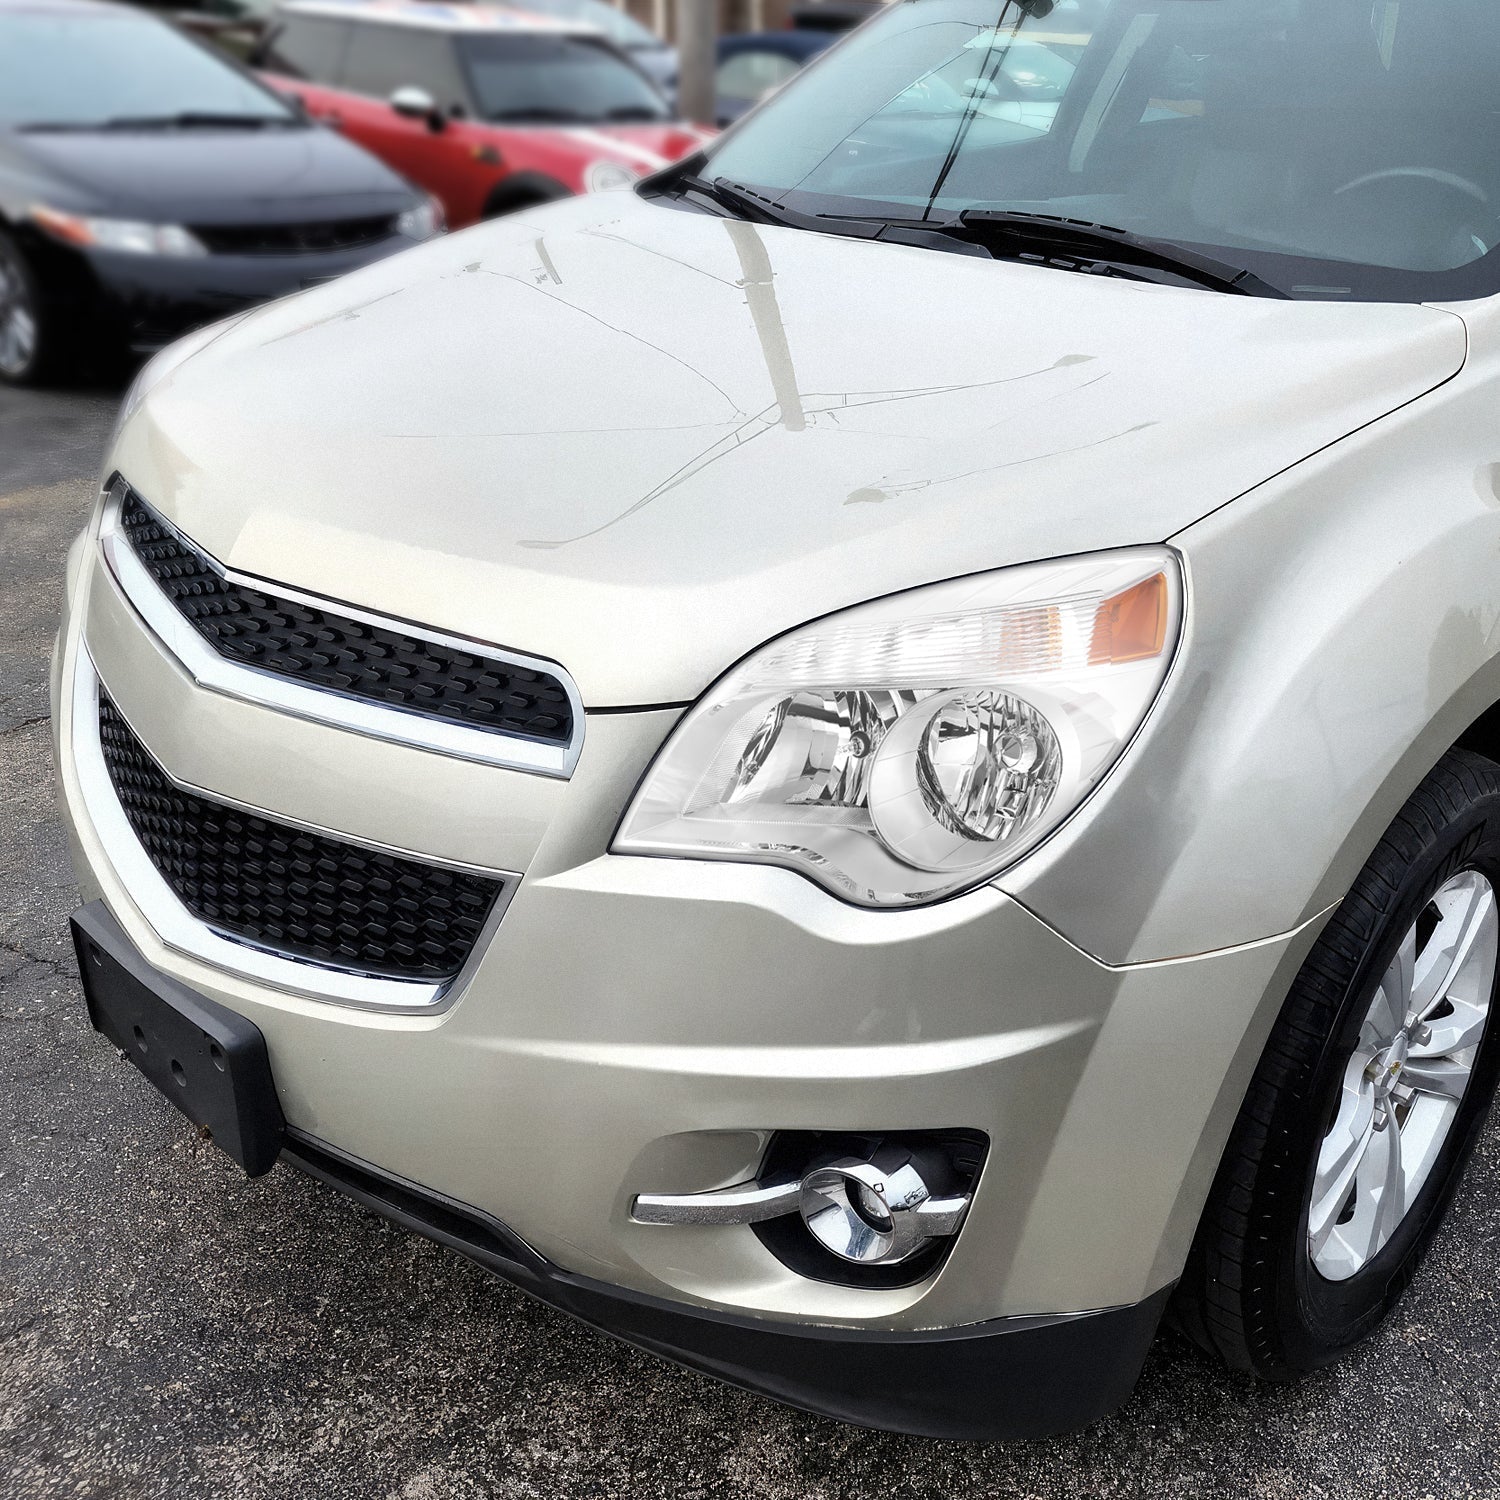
[1001,306,1500,967]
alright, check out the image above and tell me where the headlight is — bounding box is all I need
[586,160,641,194]
[30,205,206,257]
[396,197,444,240]
[614,550,1183,908]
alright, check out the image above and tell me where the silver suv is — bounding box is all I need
[53,0,1500,1439]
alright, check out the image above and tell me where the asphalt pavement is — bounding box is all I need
[3,382,1499,1499]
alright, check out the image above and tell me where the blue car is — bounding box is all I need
[716,31,833,125]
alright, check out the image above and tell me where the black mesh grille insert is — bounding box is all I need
[117,486,574,747]
[97,693,506,982]
[190,217,399,256]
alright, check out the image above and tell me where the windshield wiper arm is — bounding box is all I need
[669,174,798,225]
[951,211,1290,298]
[663,174,996,259]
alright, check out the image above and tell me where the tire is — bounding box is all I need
[482,174,573,221]
[0,227,54,387]
[1175,748,1500,1377]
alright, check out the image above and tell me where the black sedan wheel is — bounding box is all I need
[0,230,47,386]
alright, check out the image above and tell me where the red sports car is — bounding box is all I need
[254,1,711,228]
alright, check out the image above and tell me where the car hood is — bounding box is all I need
[16,125,413,223]
[114,193,1468,708]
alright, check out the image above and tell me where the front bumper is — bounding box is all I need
[34,233,415,355]
[53,508,1328,1433]
[75,888,1169,1442]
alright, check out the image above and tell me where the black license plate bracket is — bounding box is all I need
[71,902,285,1177]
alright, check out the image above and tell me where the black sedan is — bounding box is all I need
[0,0,440,385]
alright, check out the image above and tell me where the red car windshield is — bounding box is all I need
[460,35,669,124]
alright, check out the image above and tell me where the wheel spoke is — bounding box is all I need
[1309,1066,1377,1254]
[1388,926,1417,1021]
[1410,879,1496,1024]
[1363,978,1406,1049]
[1400,1054,1471,1101]
[1361,1105,1406,1260]
[1412,997,1489,1062]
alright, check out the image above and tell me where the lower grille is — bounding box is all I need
[190,217,399,256]
[97,693,505,983]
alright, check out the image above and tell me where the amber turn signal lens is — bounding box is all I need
[1090,572,1170,666]
[29,205,92,247]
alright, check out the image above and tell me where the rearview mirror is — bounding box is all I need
[391,87,443,129]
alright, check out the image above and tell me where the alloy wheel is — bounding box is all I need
[0,249,39,380]
[1308,869,1498,1282]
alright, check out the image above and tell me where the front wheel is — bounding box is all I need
[482,174,573,221]
[1176,749,1500,1376]
[0,228,51,386]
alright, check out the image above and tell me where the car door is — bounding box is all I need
[328,22,484,224]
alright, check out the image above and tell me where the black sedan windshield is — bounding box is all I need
[707,0,1500,302]
[460,35,669,123]
[0,13,295,130]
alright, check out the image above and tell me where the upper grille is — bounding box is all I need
[190,217,399,256]
[117,487,575,748]
[97,692,505,982]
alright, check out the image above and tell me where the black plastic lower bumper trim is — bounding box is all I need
[284,1132,1170,1442]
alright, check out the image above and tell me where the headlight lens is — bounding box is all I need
[30,205,207,257]
[396,197,444,240]
[614,550,1183,908]
[586,160,641,194]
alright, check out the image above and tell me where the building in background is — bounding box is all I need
[616,0,880,42]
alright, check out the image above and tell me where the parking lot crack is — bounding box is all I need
[0,714,49,738]
[0,939,71,982]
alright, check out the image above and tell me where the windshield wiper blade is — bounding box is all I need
[953,211,1290,298]
[659,174,1286,286]
[94,112,289,131]
[603,106,668,123]
[486,107,593,123]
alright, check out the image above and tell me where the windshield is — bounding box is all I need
[460,34,669,122]
[706,0,1500,301]
[0,13,295,129]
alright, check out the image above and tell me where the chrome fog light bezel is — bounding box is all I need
[798,1157,970,1267]
[630,1131,988,1288]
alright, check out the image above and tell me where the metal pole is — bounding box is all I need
[676,0,719,126]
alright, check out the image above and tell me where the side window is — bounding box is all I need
[717,50,803,102]
[341,24,465,108]
[260,16,350,82]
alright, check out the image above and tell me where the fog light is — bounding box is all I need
[799,1152,970,1267]
[630,1130,986,1288]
